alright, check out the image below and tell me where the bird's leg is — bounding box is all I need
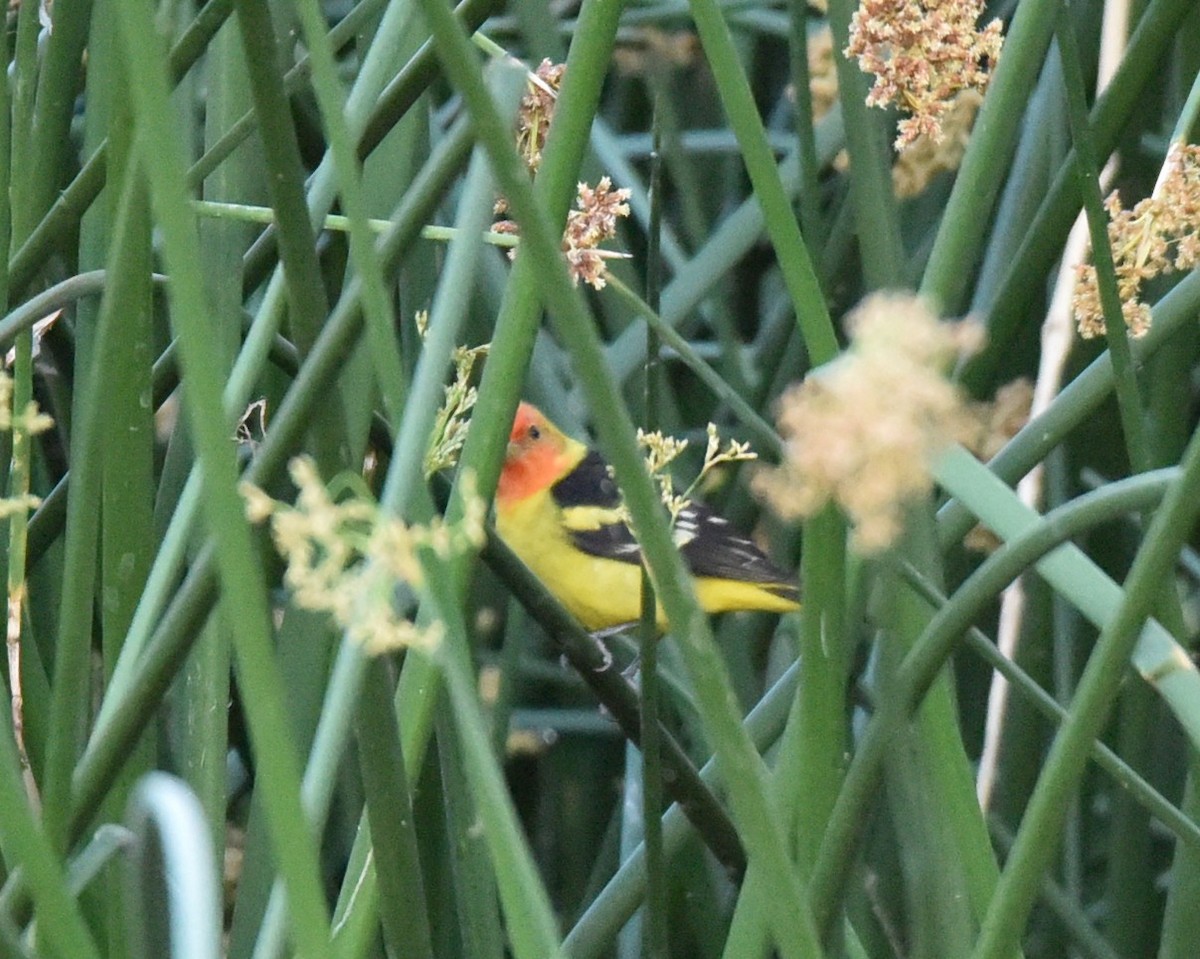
[585,626,620,671]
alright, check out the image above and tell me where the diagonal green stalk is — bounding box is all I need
[808,467,1183,934]
[566,660,801,959]
[936,446,1200,738]
[414,1,824,955]
[687,0,837,364]
[900,562,1200,852]
[1055,3,1149,472]
[6,0,237,303]
[248,78,517,959]
[0,681,99,959]
[969,425,1200,959]
[939,269,1200,545]
[69,122,474,850]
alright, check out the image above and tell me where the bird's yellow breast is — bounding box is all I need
[494,489,798,632]
[495,489,649,630]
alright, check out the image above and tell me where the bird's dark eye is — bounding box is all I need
[528,424,541,440]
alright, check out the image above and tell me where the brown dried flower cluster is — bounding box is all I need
[845,0,1003,150]
[494,57,632,290]
[241,458,485,655]
[1073,144,1200,339]
[892,89,982,197]
[754,293,982,553]
[517,58,565,175]
[563,176,632,290]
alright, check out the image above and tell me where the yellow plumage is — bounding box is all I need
[495,403,799,632]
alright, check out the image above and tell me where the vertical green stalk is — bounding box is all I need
[919,0,1060,310]
[0,0,31,806]
[292,0,406,424]
[25,0,93,231]
[788,0,827,252]
[638,104,667,959]
[827,0,904,286]
[352,657,434,959]
[436,704,506,959]
[789,508,848,868]
[180,9,247,864]
[875,518,994,955]
[1055,4,1149,472]
[687,0,837,364]
[109,0,333,953]
[720,511,843,957]
[1158,753,1200,959]
[4,0,41,810]
[232,0,331,358]
[96,43,157,955]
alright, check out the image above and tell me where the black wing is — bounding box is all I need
[553,452,796,598]
[675,503,797,596]
[551,450,644,563]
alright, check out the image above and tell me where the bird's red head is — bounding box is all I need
[497,402,574,505]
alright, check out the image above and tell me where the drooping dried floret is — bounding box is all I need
[892,89,983,197]
[1074,144,1200,339]
[516,59,566,174]
[845,0,1003,150]
[563,177,632,290]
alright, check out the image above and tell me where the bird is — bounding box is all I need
[494,401,800,632]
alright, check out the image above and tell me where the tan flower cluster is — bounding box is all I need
[1073,143,1200,339]
[754,293,982,553]
[845,0,1003,150]
[242,458,485,655]
[637,422,757,525]
[424,337,489,477]
[0,373,53,438]
[0,372,52,520]
[563,176,632,290]
[970,377,1032,461]
[892,89,982,197]
[517,58,565,175]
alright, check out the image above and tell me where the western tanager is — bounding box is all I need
[495,402,800,631]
